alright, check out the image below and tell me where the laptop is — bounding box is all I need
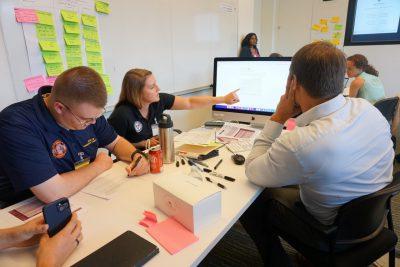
[72,231,159,267]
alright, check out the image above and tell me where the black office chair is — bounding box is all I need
[374,97,399,151]
[275,172,400,267]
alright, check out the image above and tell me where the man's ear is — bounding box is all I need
[291,75,299,92]
[53,101,64,115]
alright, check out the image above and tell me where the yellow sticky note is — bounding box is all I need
[312,24,322,31]
[95,1,110,14]
[332,32,342,39]
[45,63,64,76]
[86,51,103,63]
[85,40,101,52]
[331,16,340,23]
[64,33,81,46]
[65,46,82,58]
[37,11,54,26]
[42,51,63,64]
[63,21,80,34]
[100,74,111,86]
[321,26,329,33]
[66,56,83,69]
[36,24,57,40]
[81,14,97,27]
[331,38,340,46]
[39,40,60,51]
[88,62,103,73]
[320,19,328,25]
[83,26,99,40]
[106,85,113,94]
[61,10,79,23]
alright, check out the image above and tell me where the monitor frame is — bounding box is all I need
[212,57,292,117]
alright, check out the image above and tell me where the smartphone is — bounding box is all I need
[42,197,72,237]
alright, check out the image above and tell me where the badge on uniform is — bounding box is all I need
[51,140,67,159]
[74,152,90,170]
[134,121,143,133]
[151,124,159,136]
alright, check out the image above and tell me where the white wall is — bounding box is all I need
[0,22,16,109]
[237,0,262,52]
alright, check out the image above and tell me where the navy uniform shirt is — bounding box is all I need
[108,93,175,143]
[0,86,117,201]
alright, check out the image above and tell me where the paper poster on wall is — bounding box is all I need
[310,16,344,47]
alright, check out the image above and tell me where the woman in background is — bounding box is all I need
[239,33,260,58]
[346,54,385,104]
[108,68,239,149]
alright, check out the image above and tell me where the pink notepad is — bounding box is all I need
[146,218,199,255]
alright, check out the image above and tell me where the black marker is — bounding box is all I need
[213,159,223,170]
[205,177,226,189]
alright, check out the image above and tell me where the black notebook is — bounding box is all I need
[72,231,159,267]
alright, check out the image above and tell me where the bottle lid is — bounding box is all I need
[158,113,173,128]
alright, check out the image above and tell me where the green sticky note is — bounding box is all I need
[83,26,99,40]
[42,51,62,64]
[95,1,110,14]
[88,62,103,73]
[37,11,54,26]
[63,21,80,34]
[36,24,56,40]
[100,74,111,86]
[85,40,101,52]
[81,14,97,27]
[61,10,79,23]
[106,85,113,94]
[332,32,342,39]
[39,40,60,51]
[45,63,64,76]
[86,51,103,63]
[65,46,82,58]
[334,24,343,31]
[66,56,83,69]
[64,33,81,46]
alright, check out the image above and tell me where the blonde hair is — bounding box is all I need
[117,68,152,109]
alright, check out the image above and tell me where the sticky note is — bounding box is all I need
[14,8,38,23]
[83,26,99,40]
[146,218,198,255]
[331,16,340,23]
[46,76,57,86]
[332,32,342,39]
[101,74,111,86]
[86,51,103,63]
[95,1,110,14]
[334,24,343,31]
[331,38,340,46]
[312,24,322,31]
[64,33,81,46]
[66,56,83,68]
[39,40,60,51]
[63,21,80,34]
[139,210,158,228]
[37,11,54,26]
[81,14,97,27]
[321,26,329,33]
[42,51,63,63]
[88,62,103,73]
[36,24,56,40]
[286,118,296,131]
[319,19,328,25]
[61,10,79,23]
[45,63,64,76]
[24,75,46,92]
[85,40,101,52]
[65,46,82,58]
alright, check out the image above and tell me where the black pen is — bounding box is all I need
[132,156,142,169]
[205,177,226,189]
[203,168,236,182]
[214,159,223,170]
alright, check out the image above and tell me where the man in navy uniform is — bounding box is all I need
[0,66,149,204]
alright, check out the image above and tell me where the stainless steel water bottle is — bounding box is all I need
[158,113,175,164]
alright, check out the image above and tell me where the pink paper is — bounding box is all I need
[139,218,158,228]
[46,76,57,86]
[14,8,38,23]
[146,218,198,255]
[144,210,157,222]
[138,210,158,228]
[24,75,46,93]
[286,118,296,131]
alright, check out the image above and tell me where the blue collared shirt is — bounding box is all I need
[0,86,117,195]
[245,95,394,225]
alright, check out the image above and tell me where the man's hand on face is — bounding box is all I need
[271,76,301,125]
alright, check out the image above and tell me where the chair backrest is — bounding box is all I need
[333,172,400,244]
[374,96,399,123]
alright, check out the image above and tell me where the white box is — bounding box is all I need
[153,174,221,234]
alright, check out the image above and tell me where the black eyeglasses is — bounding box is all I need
[60,101,106,126]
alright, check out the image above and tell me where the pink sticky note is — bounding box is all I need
[286,118,296,131]
[24,75,46,93]
[14,8,38,23]
[46,76,57,86]
[146,218,198,255]
[144,210,157,222]
[139,218,158,228]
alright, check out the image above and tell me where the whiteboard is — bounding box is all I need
[0,0,238,110]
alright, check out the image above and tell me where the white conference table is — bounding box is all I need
[0,132,262,267]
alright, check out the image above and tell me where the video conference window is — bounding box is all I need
[344,0,400,46]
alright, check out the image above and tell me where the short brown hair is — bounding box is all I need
[117,68,152,109]
[290,41,346,99]
[52,66,107,108]
[347,54,379,77]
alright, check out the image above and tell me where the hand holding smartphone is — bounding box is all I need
[42,197,72,237]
